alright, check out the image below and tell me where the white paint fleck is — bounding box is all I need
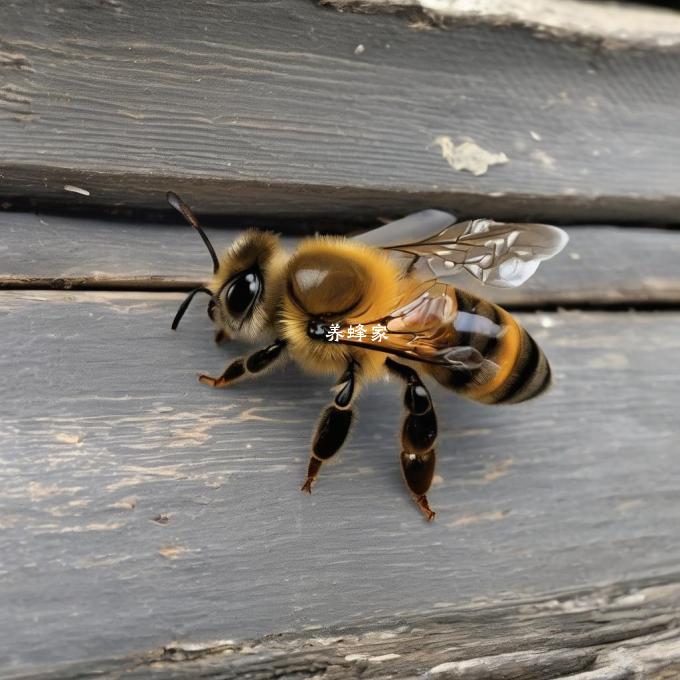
[354,44,365,54]
[55,432,83,446]
[410,0,680,48]
[429,660,461,675]
[531,149,556,169]
[530,130,542,141]
[446,510,510,527]
[64,185,90,196]
[540,316,556,328]
[480,458,513,483]
[369,653,401,662]
[433,135,509,176]
[569,252,581,260]
[158,545,189,560]
[54,521,124,533]
[614,592,646,607]
[109,496,137,510]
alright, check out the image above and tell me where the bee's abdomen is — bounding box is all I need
[428,289,551,405]
[488,327,552,404]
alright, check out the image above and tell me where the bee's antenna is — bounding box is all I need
[166,191,220,274]
[172,286,212,330]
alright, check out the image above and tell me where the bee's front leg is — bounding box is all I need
[198,339,287,387]
[385,358,437,521]
[301,359,359,494]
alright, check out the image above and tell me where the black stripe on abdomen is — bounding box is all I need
[494,330,550,404]
[447,290,500,389]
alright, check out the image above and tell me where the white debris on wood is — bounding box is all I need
[369,653,401,662]
[64,185,90,196]
[433,135,509,176]
[354,43,365,54]
[324,0,680,48]
[531,149,556,169]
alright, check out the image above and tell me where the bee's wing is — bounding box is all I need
[334,280,497,371]
[355,213,568,288]
[353,209,457,248]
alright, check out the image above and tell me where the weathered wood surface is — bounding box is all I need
[2,0,680,223]
[324,0,680,49]
[2,290,680,676]
[8,577,680,680]
[2,211,679,307]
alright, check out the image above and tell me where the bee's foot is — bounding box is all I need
[415,494,436,522]
[300,478,315,494]
[214,330,231,344]
[198,373,226,387]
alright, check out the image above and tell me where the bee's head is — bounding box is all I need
[167,192,284,340]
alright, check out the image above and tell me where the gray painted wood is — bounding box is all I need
[2,0,680,223]
[2,290,680,675]
[8,576,680,679]
[2,211,679,306]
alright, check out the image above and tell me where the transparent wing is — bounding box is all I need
[354,213,568,288]
[330,280,497,371]
[405,219,568,288]
[353,209,457,248]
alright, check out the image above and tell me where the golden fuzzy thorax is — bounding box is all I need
[208,231,404,383]
[279,236,402,381]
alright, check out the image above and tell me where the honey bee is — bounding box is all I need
[167,192,568,520]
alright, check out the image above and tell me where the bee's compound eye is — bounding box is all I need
[307,319,330,341]
[224,269,261,318]
[207,298,216,321]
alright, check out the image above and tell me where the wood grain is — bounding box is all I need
[1,0,680,222]
[2,211,679,307]
[323,0,680,49]
[2,290,680,674]
[9,577,680,679]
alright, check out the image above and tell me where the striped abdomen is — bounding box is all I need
[426,288,551,405]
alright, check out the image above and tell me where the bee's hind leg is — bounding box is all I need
[301,359,360,494]
[385,358,437,521]
[198,339,287,387]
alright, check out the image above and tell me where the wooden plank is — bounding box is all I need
[1,1,680,223]
[325,0,680,48]
[1,211,679,306]
[8,577,680,679]
[2,291,680,674]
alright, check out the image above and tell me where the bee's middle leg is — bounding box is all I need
[199,339,287,387]
[301,360,359,493]
[385,358,437,521]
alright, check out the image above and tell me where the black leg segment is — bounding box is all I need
[386,358,439,521]
[199,339,286,387]
[301,359,359,493]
